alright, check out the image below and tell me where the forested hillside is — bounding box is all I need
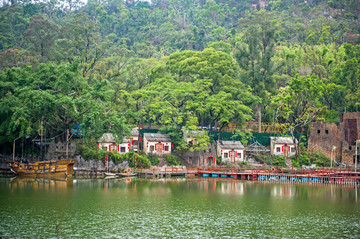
[0,0,359,153]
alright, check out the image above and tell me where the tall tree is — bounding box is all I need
[0,62,127,146]
[273,74,325,157]
[234,10,279,132]
[24,14,59,59]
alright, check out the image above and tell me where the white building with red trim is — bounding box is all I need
[97,133,118,152]
[217,140,245,162]
[121,128,140,153]
[98,129,141,154]
[143,133,172,156]
[117,138,131,154]
[270,136,297,157]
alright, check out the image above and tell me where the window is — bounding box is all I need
[317,130,320,134]
[165,146,169,151]
[224,153,228,158]
[150,145,154,151]
[325,130,329,134]
[276,147,281,152]
[120,147,126,153]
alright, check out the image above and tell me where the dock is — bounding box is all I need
[198,167,360,185]
[74,166,360,184]
[137,167,199,178]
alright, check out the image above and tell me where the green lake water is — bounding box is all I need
[0,177,359,238]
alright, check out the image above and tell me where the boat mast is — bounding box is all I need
[66,129,69,160]
[13,136,21,161]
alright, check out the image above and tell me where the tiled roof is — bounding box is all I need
[217,140,244,149]
[130,128,139,136]
[144,133,171,142]
[98,133,116,143]
[270,136,298,144]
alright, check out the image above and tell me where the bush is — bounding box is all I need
[216,156,222,165]
[147,153,159,166]
[136,154,151,168]
[310,150,331,167]
[291,145,310,168]
[122,151,136,166]
[165,154,182,166]
[291,153,310,168]
[122,152,151,168]
[77,145,101,160]
[77,144,166,169]
[291,147,330,168]
[270,155,287,167]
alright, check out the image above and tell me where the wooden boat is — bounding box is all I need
[5,159,76,177]
[104,172,117,177]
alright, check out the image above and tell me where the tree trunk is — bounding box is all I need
[257,103,262,133]
[41,43,44,57]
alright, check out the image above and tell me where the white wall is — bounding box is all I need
[143,138,172,155]
[118,142,130,154]
[219,149,245,162]
[271,143,296,157]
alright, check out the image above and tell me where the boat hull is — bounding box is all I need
[6,159,76,178]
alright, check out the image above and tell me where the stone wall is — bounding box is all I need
[308,122,341,159]
[45,141,76,161]
[339,112,360,165]
[308,113,360,165]
[74,155,129,170]
[339,112,360,146]
[178,143,217,167]
[341,147,356,165]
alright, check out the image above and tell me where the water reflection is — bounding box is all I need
[0,177,359,238]
[3,177,360,203]
[8,176,73,192]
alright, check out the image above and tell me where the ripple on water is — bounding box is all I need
[0,179,359,238]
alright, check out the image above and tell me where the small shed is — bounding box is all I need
[270,136,297,157]
[217,140,245,162]
[143,133,172,155]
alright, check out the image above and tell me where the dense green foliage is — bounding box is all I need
[270,155,287,167]
[78,144,152,167]
[147,153,160,166]
[291,147,331,167]
[0,0,359,161]
[165,154,182,166]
